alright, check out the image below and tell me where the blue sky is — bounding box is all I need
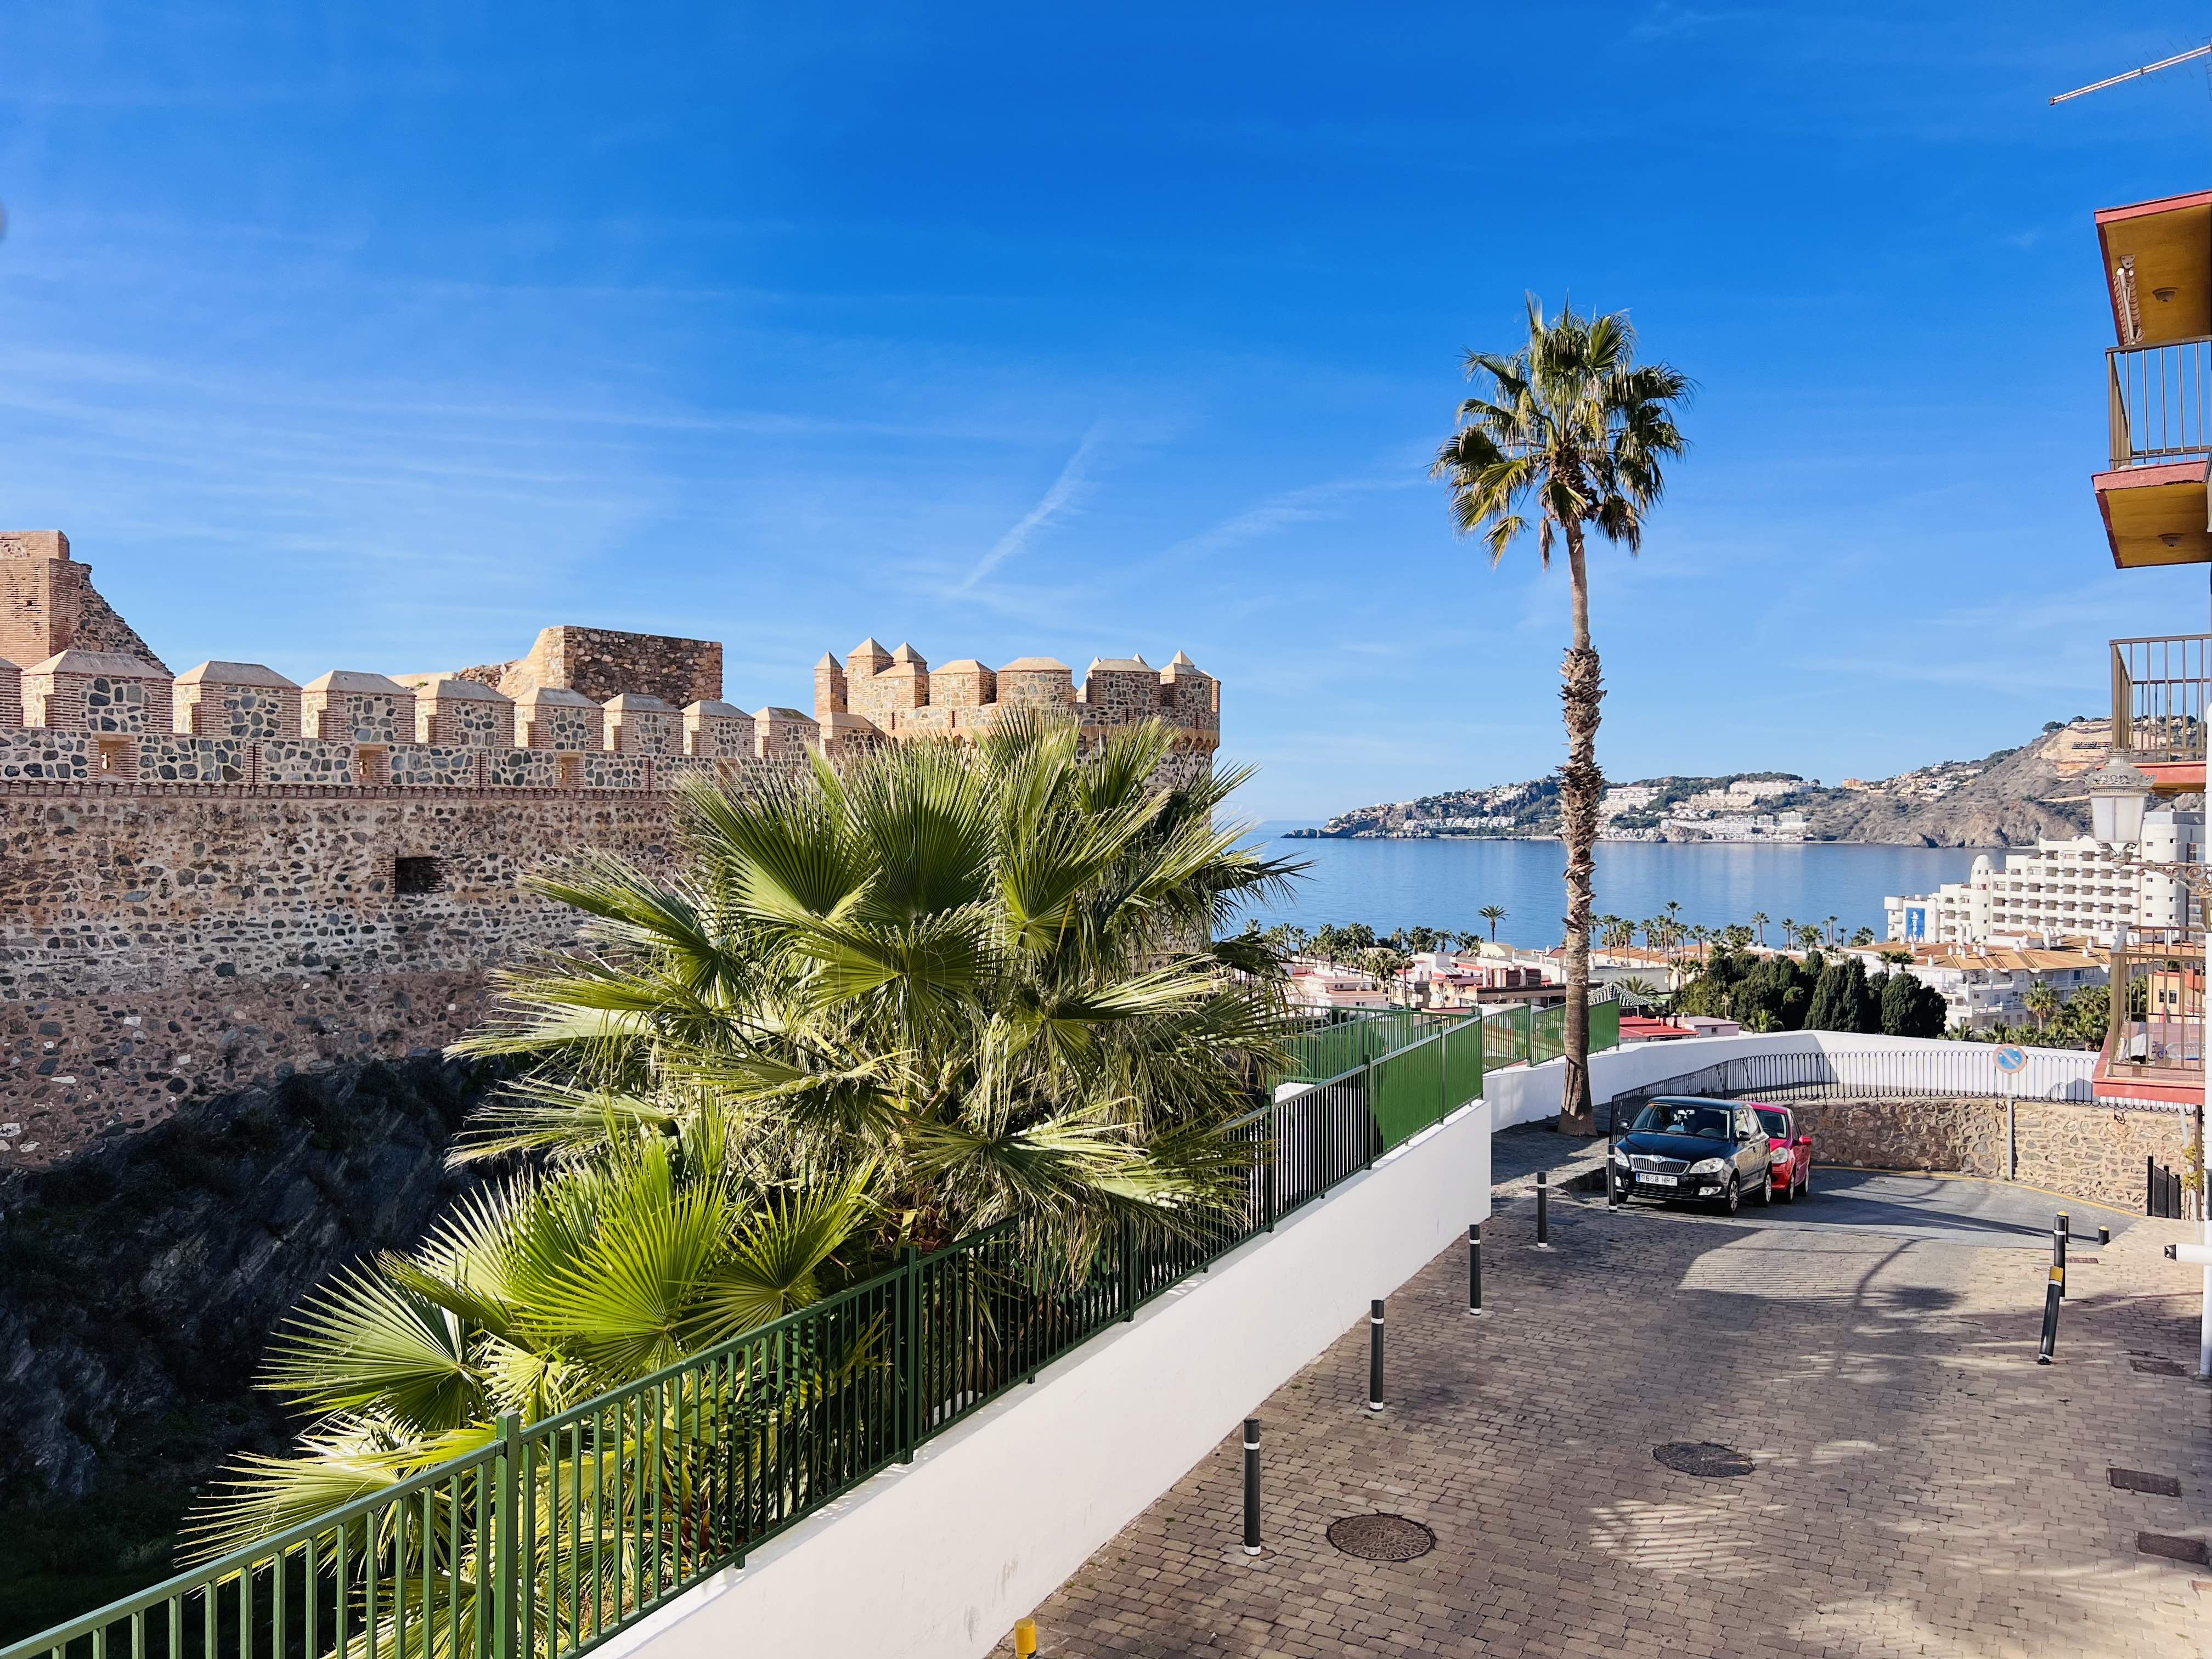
[3,3,2210,819]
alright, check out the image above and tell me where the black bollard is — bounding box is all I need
[1368,1300,1385,1412]
[1242,1418,1261,1555]
[1536,1170,1552,1249]
[2098,1225,2112,1247]
[2037,1262,2062,1364]
[2054,1212,2069,1301]
[1468,1222,1483,1316]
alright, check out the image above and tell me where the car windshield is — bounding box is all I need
[1630,1102,1732,1139]
[1755,1109,1790,1139]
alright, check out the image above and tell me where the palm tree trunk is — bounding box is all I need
[1558,522,1602,1135]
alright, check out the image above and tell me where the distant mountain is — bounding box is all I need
[1289,720,2113,848]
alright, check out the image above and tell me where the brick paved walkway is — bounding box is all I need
[997,1144,2212,1658]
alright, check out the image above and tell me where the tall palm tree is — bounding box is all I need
[1781,917,1797,955]
[1478,903,1508,942]
[1823,914,1839,946]
[1751,911,1769,949]
[1434,298,1690,1133]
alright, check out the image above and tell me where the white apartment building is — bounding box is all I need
[1884,808,2202,946]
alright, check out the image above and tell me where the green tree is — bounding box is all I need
[1432,298,1691,1132]
[188,719,1301,1556]
[1806,957,1876,1032]
[2024,982,2060,1034]
[1478,903,1508,941]
[1849,926,1875,947]
[1751,911,1769,948]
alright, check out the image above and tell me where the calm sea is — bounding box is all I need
[1234,825,1995,948]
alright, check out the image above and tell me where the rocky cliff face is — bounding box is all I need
[0,1056,499,1635]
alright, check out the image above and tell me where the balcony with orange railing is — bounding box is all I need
[2095,934,2204,1102]
[2110,633,2210,790]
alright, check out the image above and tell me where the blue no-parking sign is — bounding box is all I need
[1994,1046,2028,1074]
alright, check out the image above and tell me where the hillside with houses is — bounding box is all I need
[1288,718,2108,848]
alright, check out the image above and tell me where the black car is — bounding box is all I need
[1609,1096,1773,1214]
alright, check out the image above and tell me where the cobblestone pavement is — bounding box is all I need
[996,1143,2212,1658]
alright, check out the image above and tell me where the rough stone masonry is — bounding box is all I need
[0,531,1223,1164]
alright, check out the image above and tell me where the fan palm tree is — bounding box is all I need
[1780,917,1796,954]
[458,717,1299,1251]
[1613,975,1662,1013]
[1751,911,1769,949]
[1478,903,1508,942]
[189,719,1303,1561]
[187,1132,874,1558]
[1432,298,1690,1133]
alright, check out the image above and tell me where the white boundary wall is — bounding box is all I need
[601,1099,1493,1659]
[1486,1031,2101,1130]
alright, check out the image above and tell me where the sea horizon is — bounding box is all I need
[1233,821,1999,951]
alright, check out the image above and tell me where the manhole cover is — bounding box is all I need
[2137,1532,2210,1566]
[1654,1442,1755,1478]
[1326,1513,1435,1561]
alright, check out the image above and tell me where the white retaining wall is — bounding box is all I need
[603,1100,1494,1659]
[1486,1031,2101,1130]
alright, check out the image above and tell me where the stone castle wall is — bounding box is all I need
[0,534,1223,1166]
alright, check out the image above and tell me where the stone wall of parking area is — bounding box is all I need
[1778,1093,2192,1215]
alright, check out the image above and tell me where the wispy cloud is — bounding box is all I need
[1166,470,1422,562]
[955,424,1104,591]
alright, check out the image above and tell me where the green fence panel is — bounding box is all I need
[1369,1032,1446,1149]
[1589,998,1621,1054]
[1443,1016,1487,1108]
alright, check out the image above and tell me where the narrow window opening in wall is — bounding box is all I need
[394,856,445,896]
[95,737,131,777]
[557,754,584,786]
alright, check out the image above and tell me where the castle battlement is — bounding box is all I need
[0,533,1224,1167]
[816,639,1220,742]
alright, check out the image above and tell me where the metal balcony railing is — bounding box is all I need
[2110,633,2210,765]
[2099,936,2204,1087]
[2108,336,2212,469]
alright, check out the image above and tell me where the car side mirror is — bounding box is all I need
[1797,1136,1814,1148]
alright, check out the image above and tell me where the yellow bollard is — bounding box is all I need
[1014,1617,1039,1656]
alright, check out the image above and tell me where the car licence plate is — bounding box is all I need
[1636,1173,1678,1187]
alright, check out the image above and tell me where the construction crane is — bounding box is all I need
[2052,41,2212,104]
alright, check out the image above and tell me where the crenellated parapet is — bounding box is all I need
[0,524,1235,1167]
[814,640,1220,749]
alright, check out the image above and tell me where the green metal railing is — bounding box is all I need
[9,1002,1617,1659]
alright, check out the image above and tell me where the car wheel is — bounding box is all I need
[1799,1163,1812,1199]
[1717,1175,1739,1216]
[1775,1165,1794,1204]
[1757,1167,1773,1206]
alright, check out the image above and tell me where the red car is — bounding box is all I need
[1752,1103,1815,1201]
